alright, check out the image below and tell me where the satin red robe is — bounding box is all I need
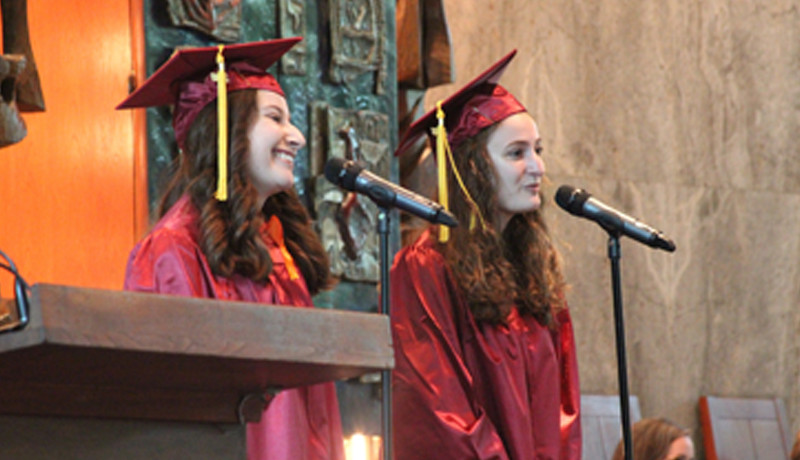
[124,195,345,460]
[390,232,581,459]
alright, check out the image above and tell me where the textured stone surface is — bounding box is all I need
[425,0,800,453]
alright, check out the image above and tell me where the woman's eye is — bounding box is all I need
[508,148,524,159]
[263,112,282,122]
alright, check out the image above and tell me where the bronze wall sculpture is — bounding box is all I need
[0,55,28,147]
[279,0,306,75]
[167,0,242,42]
[329,0,386,94]
[0,0,45,147]
[310,102,390,282]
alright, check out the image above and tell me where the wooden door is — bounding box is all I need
[0,0,144,294]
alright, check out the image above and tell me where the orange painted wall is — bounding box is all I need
[0,0,145,293]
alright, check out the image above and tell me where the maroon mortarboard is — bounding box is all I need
[395,49,525,156]
[117,37,301,149]
[117,37,301,201]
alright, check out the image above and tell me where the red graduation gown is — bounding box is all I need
[124,195,345,460]
[390,232,581,460]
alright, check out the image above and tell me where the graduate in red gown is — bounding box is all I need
[117,39,345,460]
[391,50,581,459]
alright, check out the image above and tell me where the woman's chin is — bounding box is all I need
[273,170,295,189]
[255,179,295,201]
[277,177,296,194]
[529,196,542,211]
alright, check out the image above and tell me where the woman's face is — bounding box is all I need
[486,112,545,229]
[246,89,306,202]
[664,435,695,460]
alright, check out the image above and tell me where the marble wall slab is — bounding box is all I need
[423,0,800,451]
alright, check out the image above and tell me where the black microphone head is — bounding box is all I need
[324,157,363,190]
[323,157,346,185]
[437,210,459,228]
[554,185,575,210]
[656,237,677,252]
[555,185,590,215]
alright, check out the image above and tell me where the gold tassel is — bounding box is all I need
[214,45,228,201]
[434,102,450,242]
[432,101,488,241]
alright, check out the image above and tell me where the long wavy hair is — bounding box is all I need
[437,120,566,328]
[158,89,334,295]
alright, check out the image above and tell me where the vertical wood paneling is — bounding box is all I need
[129,0,148,238]
[0,0,138,291]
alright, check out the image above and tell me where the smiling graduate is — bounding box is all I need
[118,38,343,460]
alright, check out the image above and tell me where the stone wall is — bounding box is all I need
[423,0,800,452]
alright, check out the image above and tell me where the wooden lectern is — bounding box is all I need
[0,284,393,459]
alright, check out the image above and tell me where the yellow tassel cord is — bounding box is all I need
[434,102,450,242]
[214,45,229,201]
[432,101,487,243]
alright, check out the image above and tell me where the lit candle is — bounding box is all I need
[345,433,368,460]
[344,433,382,460]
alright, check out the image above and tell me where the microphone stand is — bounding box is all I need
[608,234,633,460]
[377,207,392,460]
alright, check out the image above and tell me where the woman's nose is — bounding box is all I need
[286,123,306,150]
[526,151,545,175]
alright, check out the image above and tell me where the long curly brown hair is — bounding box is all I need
[437,121,566,327]
[158,89,335,295]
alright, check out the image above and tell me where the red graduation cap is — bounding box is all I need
[117,37,301,148]
[395,50,526,241]
[117,37,302,201]
[395,49,525,156]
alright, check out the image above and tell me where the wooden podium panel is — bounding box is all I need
[0,284,393,424]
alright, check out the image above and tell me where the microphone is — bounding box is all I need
[324,157,458,228]
[555,185,676,252]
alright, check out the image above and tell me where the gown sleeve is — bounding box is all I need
[390,242,511,460]
[123,229,211,297]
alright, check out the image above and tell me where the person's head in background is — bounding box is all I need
[395,50,565,328]
[611,418,695,460]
